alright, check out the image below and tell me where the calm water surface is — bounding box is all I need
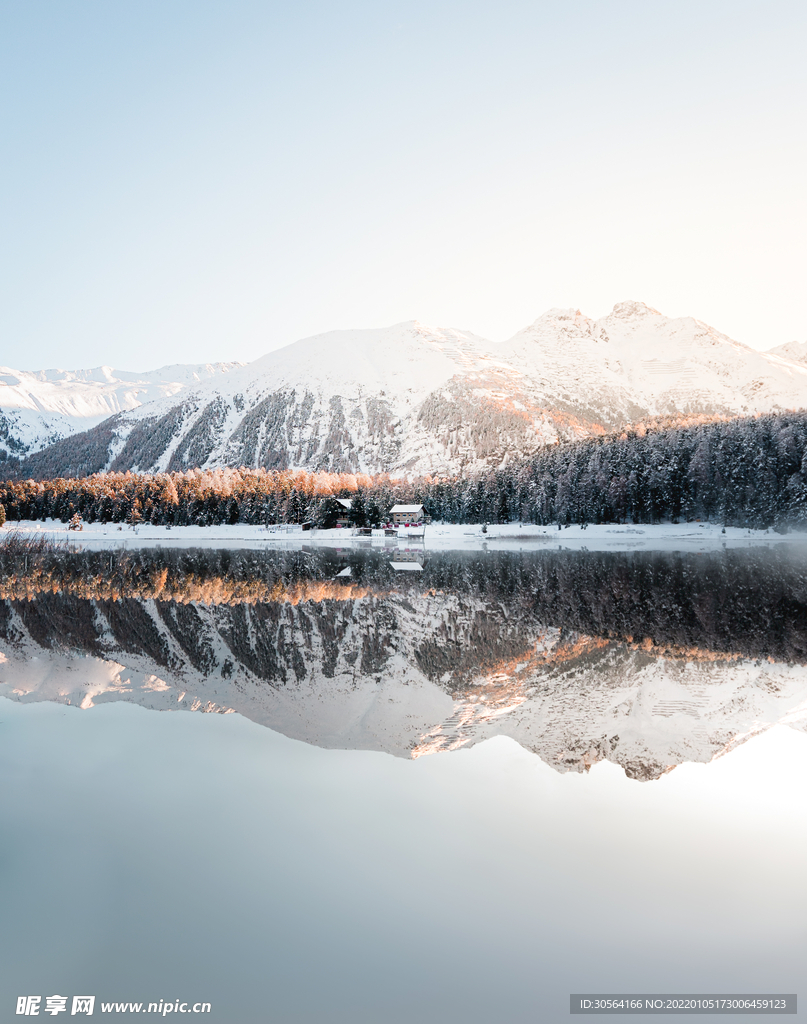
[1,544,806,1022]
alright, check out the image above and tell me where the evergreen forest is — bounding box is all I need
[1,412,806,530]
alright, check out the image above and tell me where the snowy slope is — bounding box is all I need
[0,361,242,460]
[236,320,501,394]
[499,301,807,427]
[7,302,807,479]
[11,320,564,478]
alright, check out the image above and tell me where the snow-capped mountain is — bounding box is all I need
[767,340,807,367]
[498,301,807,427]
[0,361,242,461]
[7,321,567,477]
[5,302,807,479]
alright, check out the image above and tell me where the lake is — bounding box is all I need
[1,542,806,1022]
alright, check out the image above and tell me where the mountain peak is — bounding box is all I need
[608,300,662,320]
[766,340,807,367]
[525,307,594,335]
[535,306,586,322]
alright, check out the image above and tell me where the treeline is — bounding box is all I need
[431,411,807,529]
[0,467,420,529]
[3,541,807,664]
[1,412,806,529]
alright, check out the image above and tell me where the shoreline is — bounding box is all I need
[2,518,805,553]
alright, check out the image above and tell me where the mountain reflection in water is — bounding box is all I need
[1,543,806,780]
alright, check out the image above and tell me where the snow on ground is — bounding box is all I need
[2,519,805,553]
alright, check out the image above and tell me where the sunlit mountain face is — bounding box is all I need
[1,543,806,780]
[7,302,807,478]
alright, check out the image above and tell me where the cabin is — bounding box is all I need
[389,503,425,526]
[335,498,352,528]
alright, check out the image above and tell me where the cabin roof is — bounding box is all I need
[390,503,423,513]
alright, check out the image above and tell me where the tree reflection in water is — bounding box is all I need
[1,543,807,778]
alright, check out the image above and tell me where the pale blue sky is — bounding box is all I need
[1,0,805,369]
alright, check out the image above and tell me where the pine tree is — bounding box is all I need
[127,498,143,528]
[349,489,369,527]
[0,502,5,527]
[315,496,344,529]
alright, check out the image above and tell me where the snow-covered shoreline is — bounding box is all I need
[2,518,805,553]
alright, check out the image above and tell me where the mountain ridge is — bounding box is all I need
[3,302,806,479]
[0,360,242,464]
